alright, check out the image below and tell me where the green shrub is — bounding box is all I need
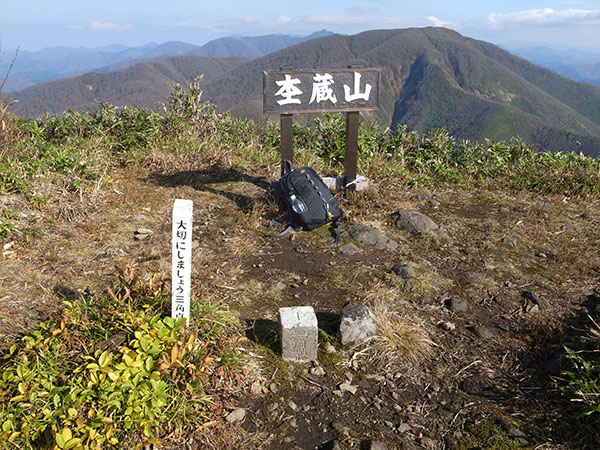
[0,270,241,449]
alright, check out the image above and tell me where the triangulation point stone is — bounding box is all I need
[278,306,318,362]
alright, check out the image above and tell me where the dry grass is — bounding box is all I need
[590,317,600,344]
[367,296,436,369]
[191,423,268,450]
[222,234,259,259]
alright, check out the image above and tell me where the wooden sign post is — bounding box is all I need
[264,66,380,186]
[172,199,193,322]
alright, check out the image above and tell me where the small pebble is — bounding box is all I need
[438,321,456,331]
[225,408,246,423]
[309,366,326,376]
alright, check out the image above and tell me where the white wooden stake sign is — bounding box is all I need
[172,199,193,322]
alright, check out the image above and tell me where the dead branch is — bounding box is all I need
[0,44,19,110]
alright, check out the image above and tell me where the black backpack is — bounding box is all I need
[272,161,342,239]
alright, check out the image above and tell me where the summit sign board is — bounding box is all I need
[263,68,380,115]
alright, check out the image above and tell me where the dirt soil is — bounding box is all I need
[1,166,599,449]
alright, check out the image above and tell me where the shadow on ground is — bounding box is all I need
[148,167,273,214]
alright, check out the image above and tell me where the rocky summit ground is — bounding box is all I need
[1,162,600,449]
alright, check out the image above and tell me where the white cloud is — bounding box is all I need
[427,16,449,27]
[459,7,600,50]
[486,8,600,28]
[89,21,132,31]
[276,15,293,24]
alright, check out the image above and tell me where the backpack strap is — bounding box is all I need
[266,224,294,238]
[265,220,299,238]
[281,159,293,177]
[332,221,342,244]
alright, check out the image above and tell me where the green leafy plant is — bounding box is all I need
[0,268,242,449]
[0,207,19,240]
[560,346,600,417]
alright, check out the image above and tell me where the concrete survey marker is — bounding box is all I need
[278,306,318,362]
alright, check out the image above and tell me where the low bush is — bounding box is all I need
[0,268,242,449]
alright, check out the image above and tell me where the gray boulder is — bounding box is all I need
[339,243,363,256]
[445,297,469,313]
[338,302,378,345]
[391,263,417,291]
[391,264,416,279]
[347,223,398,251]
[390,210,438,234]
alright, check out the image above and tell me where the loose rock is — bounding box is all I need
[347,223,398,251]
[391,264,416,279]
[309,366,326,376]
[272,281,286,291]
[411,193,436,202]
[338,380,358,395]
[445,297,469,314]
[468,324,495,340]
[390,210,439,234]
[225,408,246,423]
[339,243,363,256]
[133,228,153,241]
[362,440,388,450]
[250,379,262,396]
[430,228,451,244]
[524,302,540,313]
[324,342,337,353]
[501,236,517,246]
[338,302,378,345]
[332,420,350,434]
[438,321,456,331]
[522,290,548,310]
[398,423,412,433]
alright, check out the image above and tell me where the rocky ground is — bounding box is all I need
[1,166,599,449]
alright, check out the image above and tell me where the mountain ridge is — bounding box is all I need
[0,31,333,92]
[198,27,600,155]
[511,46,600,86]
[8,27,600,156]
[7,55,248,117]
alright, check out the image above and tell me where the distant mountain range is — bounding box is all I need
[510,47,600,86]
[0,30,332,92]
[7,28,600,156]
[7,55,248,114]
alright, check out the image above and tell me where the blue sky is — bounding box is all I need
[2,0,600,51]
